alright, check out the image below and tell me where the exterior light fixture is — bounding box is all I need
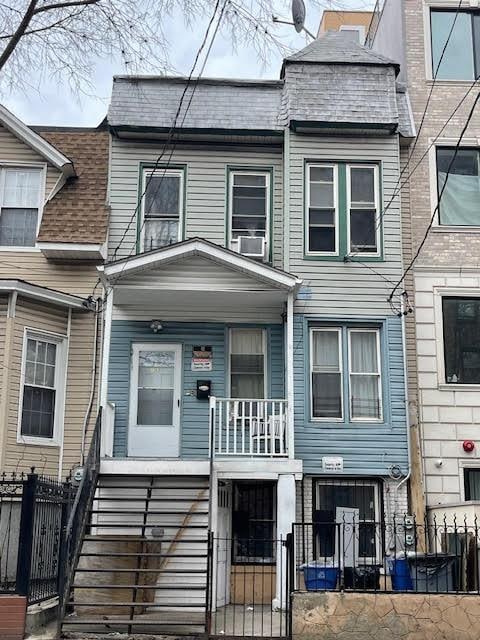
[150,320,163,333]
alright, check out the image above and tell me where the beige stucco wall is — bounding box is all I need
[293,591,480,640]
[0,124,102,479]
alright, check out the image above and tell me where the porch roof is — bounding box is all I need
[98,238,302,292]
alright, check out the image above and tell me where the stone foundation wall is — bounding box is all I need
[293,591,480,640]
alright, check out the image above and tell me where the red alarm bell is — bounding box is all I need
[463,440,475,453]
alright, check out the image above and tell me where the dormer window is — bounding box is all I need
[0,167,42,247]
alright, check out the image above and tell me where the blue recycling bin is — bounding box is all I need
[302,563,339,590]
[387,557,413,591]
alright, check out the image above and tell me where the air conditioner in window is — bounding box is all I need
[237,236,265,259]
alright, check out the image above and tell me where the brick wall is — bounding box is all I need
[0,596,26,640]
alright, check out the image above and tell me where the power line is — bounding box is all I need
[388,91,480,302]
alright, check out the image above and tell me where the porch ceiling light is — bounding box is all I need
[150,320,163,333]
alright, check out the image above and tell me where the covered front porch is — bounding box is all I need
[98,238,301,463]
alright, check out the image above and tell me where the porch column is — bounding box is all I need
[286,291,294,458]
[274,473,296,610]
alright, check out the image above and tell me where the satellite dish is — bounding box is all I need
[292,0,306,33]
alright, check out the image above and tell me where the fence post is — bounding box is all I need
[57,478,72,595]
[16,469,38,598]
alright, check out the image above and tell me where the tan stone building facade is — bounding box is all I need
[371,0,480,519]
[0,108,108,479]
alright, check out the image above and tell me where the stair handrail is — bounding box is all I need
[57,408,102,633]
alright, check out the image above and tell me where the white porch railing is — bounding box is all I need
[209,397,289,457]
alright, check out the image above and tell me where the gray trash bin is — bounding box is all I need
[407,553,456,592]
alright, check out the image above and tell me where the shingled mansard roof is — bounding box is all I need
[108,32,413,137]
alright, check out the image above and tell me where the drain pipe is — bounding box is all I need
[58,307,72,481]
[80,298,100,465]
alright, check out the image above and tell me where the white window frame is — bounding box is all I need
[305,163,339,257]
[139,167,184,253]
[0,163,46,252]
[228,169,271,258]
[315,478,382,565]
[228,327,267,399]
[310,327,343,422]
[346,163,381,257]
[348,328,383,422]
[17,328,67,447]
[339,24,365,44]
[423,1,479,82]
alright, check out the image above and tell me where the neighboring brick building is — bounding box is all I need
[370,0,480,523]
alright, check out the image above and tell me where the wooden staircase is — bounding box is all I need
[61,474,210,636]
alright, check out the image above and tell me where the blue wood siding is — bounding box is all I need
[294,313,408,476]
[108,320,285,458]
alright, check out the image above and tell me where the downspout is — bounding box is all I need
[283,128,290,272]
[0,292,16,471]
[58,307,72,481]
[80,298,100,465]
[394,298,411,514]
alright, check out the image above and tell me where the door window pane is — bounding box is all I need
[431,10,475,81]
[311,329,342,418]
[232,482,275,563]
[137,350,175,425]
[443,297,480,383]
[308,165,336,254]
[21,336,58,439]
[349,330,381,420]
[437,148,480,226]
[230,329,265,398]
[142,170,182,251]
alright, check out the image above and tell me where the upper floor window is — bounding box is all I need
[430,9,480,80]
[140,167,184,252]
[436,147,480,226]
[305,162,380,258]
[0,167,42,247]
[310,326,383,422]
[228,169,270,260]
[443,297,480,384]
[464,468,480,500]
[19,331,65,442]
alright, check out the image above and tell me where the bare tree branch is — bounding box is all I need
[32,0,100,15]
[0,0,37,71]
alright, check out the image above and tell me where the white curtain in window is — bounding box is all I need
[312,330,339,369]
[350,331,377,373]
[3,169,40,207]
[350,331,380,419]
[438,172,480,226]
[231,329,263,354]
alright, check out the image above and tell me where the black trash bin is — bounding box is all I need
[407,553,456,592]
[343,565,381,590]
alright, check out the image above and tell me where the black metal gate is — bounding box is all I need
[206,533,293,639]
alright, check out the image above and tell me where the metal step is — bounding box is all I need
[86,522,208,529]
[90,509,209,515]
[83,535,208,543]
[72,584,206,590]
[78,551,208,558]
[63,618,204,626]
[75,567,206,574]
[71,601,206,608]
[92,496,209,502]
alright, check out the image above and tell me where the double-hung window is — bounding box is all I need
[229,328,266,399]
[228,170,270,259]
[442,297,480,384]
[19,331,65,442]
[0,167,42,247]
[306,162,380,258]
[141,167,184,252]
[430,9,480,81]
[436,147,480,226]
[310,326,383,422]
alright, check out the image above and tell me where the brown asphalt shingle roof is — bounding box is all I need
[36,129,109,244]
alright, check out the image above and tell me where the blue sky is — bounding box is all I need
[3,0,374,127]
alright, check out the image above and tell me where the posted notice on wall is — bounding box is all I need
[191,345,213,371]
[322,456,344,472]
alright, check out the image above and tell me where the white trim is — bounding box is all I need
[228,327,267,399]
[346,163,381,257]
[100,238,302,291]
[0,279,89,310]
[228,169,271,260]
[139,167,184,252]
[17,328,68,447]
[100,287,113,408]
[339,24,366,43]
[58,309,71,479]
[310,327,344,422]
[305,163,339,257]
[286,292,294,458]
[347,327,383,422]
[37,241,107,259]
[0,105,74,176]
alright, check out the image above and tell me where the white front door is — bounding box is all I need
[216,482,232,608]
[128,343,182,457]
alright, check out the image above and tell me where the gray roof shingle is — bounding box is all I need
[108,76,283,131]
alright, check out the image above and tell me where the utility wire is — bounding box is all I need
[388,91,480,302]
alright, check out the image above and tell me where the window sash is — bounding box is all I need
[306,163,338,255]
[347,164,380,255]
[229,170,270,249]
[430,9,477,81]
[0,167,42,247]
[348,329,382,421]
[141,168,183,251]
[229,328,266,399]
[310,328,343,420]
[442,296,480,384]
[436,147,480,226]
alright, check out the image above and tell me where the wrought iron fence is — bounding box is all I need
[0,470,74,604]
[291,517,480,595]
